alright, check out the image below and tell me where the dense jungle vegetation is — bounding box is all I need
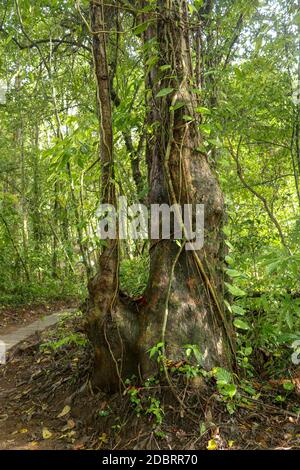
[0,0,300,452]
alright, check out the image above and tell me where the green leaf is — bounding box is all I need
[226,269,247,279]
[199,123,211,134]
[255,36,263,52]
[188,3,197,14]
[234,319,250,330]
[244,346,252,356]
[231,305,246,315]
[183,115,194,121]
[266,260,281,274]
[160,65,172,71]
[170,102,185,111]
[156,87,174,98]
[183,344,202,363]
[283,381,295,391]
[213,367,232,385]
[189,87,202,95]
[225,255,234,265]
[199,422,206,436]
[225,282,247,297]
[222,383,237,399]
[224,240,234,250]
[226,402,236,415]
[285,311,293,330]
[146,55,159,68]
[134,21,151,35]
[243,384,256,395]
[193,347,202,364]
[195,106,211,115]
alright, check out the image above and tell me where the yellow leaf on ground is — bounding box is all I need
[19,428,28,434]
[28,441,38,448]
[42,427,52,439]
[207,439,218,450]
[99,433,108,443]
[57,405,71,418]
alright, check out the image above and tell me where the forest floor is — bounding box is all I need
[0,308,300,450]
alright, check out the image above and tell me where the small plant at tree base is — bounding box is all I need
[183,344,202,364]
[125,383,164,428]
[212,367,238,414]
[148,342,164,363]
[146,398,164,426]
[126,386,143,417]
[154,430,167,440]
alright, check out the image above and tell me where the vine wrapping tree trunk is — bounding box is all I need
[86,0,234,391]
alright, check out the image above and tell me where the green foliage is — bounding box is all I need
[119,256,149,298]
[125,381,164,427]
[148,342,164,362]
[0,0,299,388]
[225,241,300,374]
[146,398,164,426]
[156,87,174,98]
[0,277,84,306]
[40,332,87,351]
[183,344,202,364]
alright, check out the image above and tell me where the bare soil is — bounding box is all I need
[0,310,300,450]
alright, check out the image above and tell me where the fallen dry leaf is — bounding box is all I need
[207,439,218,450]
[57,405,71,418]
[19,428,28,434]
[42,427,52,439]
[61,419,75,432]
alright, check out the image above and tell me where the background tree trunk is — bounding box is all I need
[86,0,126,391]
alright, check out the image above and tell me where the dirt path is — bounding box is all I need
[0,310,85,450]
[0,309,75,354]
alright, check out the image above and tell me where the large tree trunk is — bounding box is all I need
[137,0,234,376]
[86,0,234,392]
